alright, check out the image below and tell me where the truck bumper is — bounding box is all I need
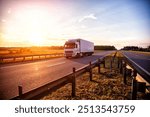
[64,51,76,58]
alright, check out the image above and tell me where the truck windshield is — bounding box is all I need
[64,43,76,49]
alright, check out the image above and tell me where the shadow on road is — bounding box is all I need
[67,55,104,64]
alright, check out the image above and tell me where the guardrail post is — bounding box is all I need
[123,62,127,84]
[0,58,3,63]
[104,58,105,68]
[89,62,92,81]
[131,70,137,100]
[119,59,123,74]
[117,57,120,69]
[22,57,25,61]
[110,59,112,72]
[112,52,117,62]
[137,82,146,94]
[72,67,76,97]
[13,57,16,62]
[98,59,101,74]
[101,58,105,68]
[18,85,23,99]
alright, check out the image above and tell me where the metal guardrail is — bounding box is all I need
[119,52,150,99]
[11,53,114,100]
[122,53,150,84]
[0,53,64,63]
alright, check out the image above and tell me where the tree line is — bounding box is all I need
[94,45,116,50]
[121,46,150,52]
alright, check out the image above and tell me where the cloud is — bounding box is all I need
[79,14,97,22]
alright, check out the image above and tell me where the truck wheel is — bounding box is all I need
[80,53,83,57]
[76,53,80,58]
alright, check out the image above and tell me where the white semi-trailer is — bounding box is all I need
[64,39,94,58]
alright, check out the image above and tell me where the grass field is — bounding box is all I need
[0,47,64,63]
[0,47,64,57]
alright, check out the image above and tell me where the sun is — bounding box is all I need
[2,5,52,46]
[2,3,67,47]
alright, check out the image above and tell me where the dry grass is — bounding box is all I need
[41,55,132,100]
[0,49,64,57]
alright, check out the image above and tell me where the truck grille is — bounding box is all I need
[65,51,73,57]
[65,51,73,54]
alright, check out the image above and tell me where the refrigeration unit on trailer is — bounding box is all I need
[64,39,94,58]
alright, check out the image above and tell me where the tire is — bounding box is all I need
[80,53,83,57]
[76,53,80,58]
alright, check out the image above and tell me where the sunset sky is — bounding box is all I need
[0,0,150,49]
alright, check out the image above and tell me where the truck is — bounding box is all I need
[64,39,94,58]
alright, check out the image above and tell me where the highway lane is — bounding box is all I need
[122,51,150,81]
[0,51,114,99]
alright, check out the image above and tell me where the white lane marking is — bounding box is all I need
[47,62,66,68]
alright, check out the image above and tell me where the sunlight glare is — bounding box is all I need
[28,33,44,46]
[3,5,56,46]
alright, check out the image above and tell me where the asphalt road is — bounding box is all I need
[0,51,114,99]
[122,51,150,80]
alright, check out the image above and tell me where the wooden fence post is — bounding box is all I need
[131,70,137,100]
[123,62,127,84]
[18,85,23,99]
[89,62,92,81]
[72,67,76,97]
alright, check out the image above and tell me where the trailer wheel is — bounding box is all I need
[80,53,83,57]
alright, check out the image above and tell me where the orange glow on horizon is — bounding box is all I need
[1,3,61,46]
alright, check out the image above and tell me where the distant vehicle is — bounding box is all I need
[64,39,94,58]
